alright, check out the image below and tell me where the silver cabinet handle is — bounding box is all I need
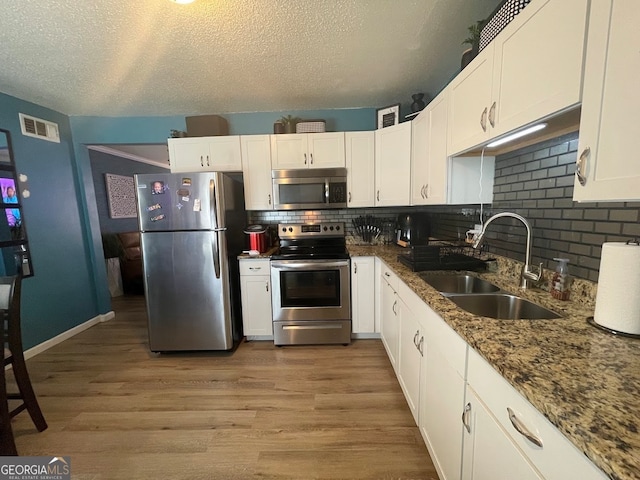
[249,266,262,271]
[462,403,472,433]
[206,155,210,167]
[418,336,424,356]
[348,191,352,203]
[576,147,589,186]
[392,300,397,315]
[310,153,314,165]
[200,155,204,167]
[266,282,269,292]
[489,101,496,128]
[507,407,543,448]
[424,184,428,198]
[384,271,391,277]
[354,263,358,274]
[480,107,488,132]
[304,153,307,165]
[413,330,420,347]
[377,190,380,202]
[420,185,425,199]
[268,193,271,205]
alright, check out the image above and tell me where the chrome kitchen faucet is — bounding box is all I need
[472,212,543,289]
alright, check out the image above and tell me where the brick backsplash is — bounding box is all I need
[248,131,640,283]
[430,132,640,282]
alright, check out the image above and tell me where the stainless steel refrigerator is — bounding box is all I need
[135,172,246,352]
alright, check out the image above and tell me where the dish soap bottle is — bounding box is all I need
[551,258,572,301]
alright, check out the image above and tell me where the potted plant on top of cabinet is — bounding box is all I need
[461,20,483,70]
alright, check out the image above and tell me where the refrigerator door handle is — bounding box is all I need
[210,178,221,279]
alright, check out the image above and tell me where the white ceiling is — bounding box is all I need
[1,0,501,162]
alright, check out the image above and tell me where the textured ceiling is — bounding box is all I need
[0,0,501,117]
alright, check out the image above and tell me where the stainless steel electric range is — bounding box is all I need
[270,222,351,346]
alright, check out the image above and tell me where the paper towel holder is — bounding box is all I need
[587,317,640,339]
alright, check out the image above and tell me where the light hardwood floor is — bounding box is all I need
[9,295,437,479]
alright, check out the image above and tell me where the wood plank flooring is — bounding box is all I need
[8,295,438,479]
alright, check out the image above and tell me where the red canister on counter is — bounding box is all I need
[244,225,270,253]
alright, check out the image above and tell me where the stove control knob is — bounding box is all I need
[288,227,293,232]
[330,226,334,231]
[282,227,287,233]
[336,225,340,231]
[323,226,328,231]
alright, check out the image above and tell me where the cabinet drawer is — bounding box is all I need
[380,262,399,291]
[467,348,607,480]
[239,259,270,276]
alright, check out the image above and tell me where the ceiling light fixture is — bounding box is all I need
[486,123,547,148]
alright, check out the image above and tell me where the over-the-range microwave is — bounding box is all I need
[272,168,347,210]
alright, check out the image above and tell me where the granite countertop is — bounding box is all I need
[349,244,640,480]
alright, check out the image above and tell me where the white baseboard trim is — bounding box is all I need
[23,310,115,361]
[351,333,381,340]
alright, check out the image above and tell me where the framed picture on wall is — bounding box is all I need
[376,104,401,129]
[105,173,137,219]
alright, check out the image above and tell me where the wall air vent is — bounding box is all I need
[18,113,60,143]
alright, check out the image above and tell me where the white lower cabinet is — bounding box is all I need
[379,262,400,371]
[373,261,608,480]
[462,387,543,480]
[351,256,376,334]
[419,304,467,480]
[465,348,608,480]
[397,283,427,424]
[239,259,273,338]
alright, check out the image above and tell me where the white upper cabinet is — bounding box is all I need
[448,0,588,156]
[574,0,640,202]
[375,122,411,206]
[346,131,376,208]
[270,132,345,169]
[411,91,449,205]
[169,136,242,172]
[240,135,273,210]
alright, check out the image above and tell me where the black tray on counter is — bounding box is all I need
[397,245,488,272]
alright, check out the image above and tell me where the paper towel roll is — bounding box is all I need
[594,242,640,335]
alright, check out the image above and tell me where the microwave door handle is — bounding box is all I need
[325,178,330,205]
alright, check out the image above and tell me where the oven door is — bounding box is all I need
[270,259,351,322]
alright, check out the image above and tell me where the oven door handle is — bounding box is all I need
[271,260,350,270]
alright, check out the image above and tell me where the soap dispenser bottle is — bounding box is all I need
[551,258,571,301]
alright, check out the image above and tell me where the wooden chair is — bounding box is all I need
[1,275,47,455]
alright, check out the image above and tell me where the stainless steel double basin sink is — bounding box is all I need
[418,272,560,320]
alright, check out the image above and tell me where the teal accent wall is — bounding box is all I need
[0,92,100,349]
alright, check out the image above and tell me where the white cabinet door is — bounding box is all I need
[379,266,399,371]
[375,122,411,206]
[351,256,376,334]
[168,138,211,172]
[307,132,345,168]
[241,135,273,210]
[410,109,430,205]
[271,133,345,169]
[239,259,273,337]
[574,0,640,202]
[397,296,423,425]
[207,136,242,171]
[425,91,449,204]
[448,0,588,156]
[462,387,543,480]
[346,131,375,207]
[448,45,494,156]
[419,306,468,480]
[271,134,308,169]
[490,0,587,139]
[169,136,242,172]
